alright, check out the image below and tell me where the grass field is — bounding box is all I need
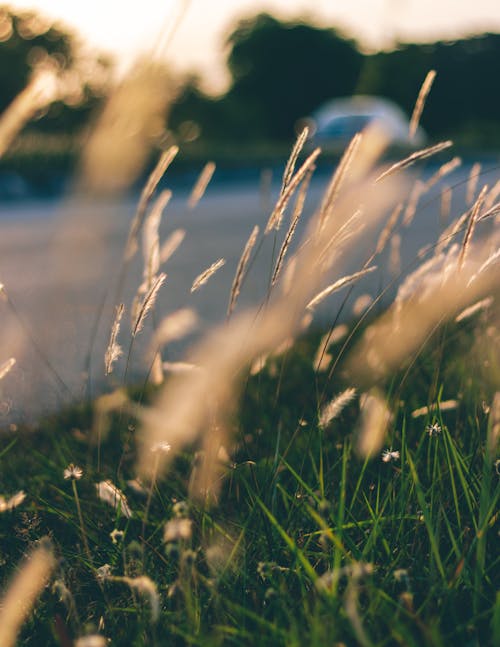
[0,67,499,646]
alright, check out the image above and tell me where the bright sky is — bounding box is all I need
[6,0,500,93]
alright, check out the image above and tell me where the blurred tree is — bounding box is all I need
[170,13,363,142]
[0,6,110,134]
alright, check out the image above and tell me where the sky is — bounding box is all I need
[5,0,500,93]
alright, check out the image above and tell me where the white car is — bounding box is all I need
[304,95,425,150]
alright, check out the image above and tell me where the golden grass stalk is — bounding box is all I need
[143,189,172,288]
[458,184,488,270]
[347,234,499,382]
[424,156,461,190]
[81,63,174,196]
[409,70,436,140]
[0,69,59,158]
[281,126,309,194]
[319,388,357,428]
[306,266,377,311]
[0,541,56,647]
[317,133,362,231]
[132,273,167,337]
[440,184,452,224]
[272,169,312,286]
[356,389,391,458]
[126,145,178,260]
[483,179,500,214]
[375,140,453,183]
[0,357,15,381]
[191,259,226,293]
[137,130,401,492]
[227,225,259,318]
[411,400,459,418]
[455,297,493,321]
[466,162,481,205]
[403,179,426,227]
[153,308,198,347]
[104,303,124,376]
[265,147,321,233]
[160,228,186,264]
[467,248,500,286]
[96,480,132,518]
[188,161,216,209]
[375,203,402,254]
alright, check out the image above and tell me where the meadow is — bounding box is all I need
[0,65,498,647]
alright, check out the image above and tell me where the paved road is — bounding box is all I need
[0,156,497,421]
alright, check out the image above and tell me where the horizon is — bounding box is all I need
[3,0,500,92]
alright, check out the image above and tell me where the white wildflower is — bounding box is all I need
[63,464,83,480]
[426,422,442,437]
[381,449,400,463]
[163,518,192,543]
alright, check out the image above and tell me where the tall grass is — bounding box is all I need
[0,61,498,646]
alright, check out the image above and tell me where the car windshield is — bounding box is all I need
[318,114,373,138]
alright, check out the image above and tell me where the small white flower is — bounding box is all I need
[163,518,192,543]
[382,449,400,463]
[426,422,441,437]
[64,464,83,480]
[109,528,125,544]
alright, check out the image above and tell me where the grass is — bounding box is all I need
[0,313,498,646]
[0,67,498,645]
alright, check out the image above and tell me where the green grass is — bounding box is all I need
[0,316,498,646]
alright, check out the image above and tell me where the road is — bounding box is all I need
[0,156,497,421]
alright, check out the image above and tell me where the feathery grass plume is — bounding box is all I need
[104,576,160,622]
[265,147,320,233]
[435,209,469,255]
[356,389,391,459]
[96,480,132,518]
[163,361,200,373]
[466,162,481,205]
[319,388,357,428]
[132,272,167,337]
[425,156,461,190]
[375,140,453,183]
[137,129,402,490]
[483,179,500,214]
[227,225,260,317]
[467,247,500,286]
[0,357,15,381]
[160,228,185,264]
[80,63,174,196]
[143,189,172,288]
[191,259,225,293]
[154,308,198,347]
[440,184,452,224]
[347,232,500,382]
[455,297,493,321]
[409,69,436,140]
[104,304,124,376]
[403,179,426,226]
[281,125,309,194]
[375,202,402,254]
[0,540,56,647]
[188,161,216,209]
[487,392,500,458]
[317,209,365,270]
[0,69,59,158]
[411,400,459,418]
[306,266,377,311]
[125,145,178,260]
[317,132,362,231]
[458,184,488,270]
[272,169,312,286]
[478,202,500,223]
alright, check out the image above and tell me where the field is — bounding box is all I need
[0,67,499,647]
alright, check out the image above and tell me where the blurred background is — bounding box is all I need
[0,0,499,421]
